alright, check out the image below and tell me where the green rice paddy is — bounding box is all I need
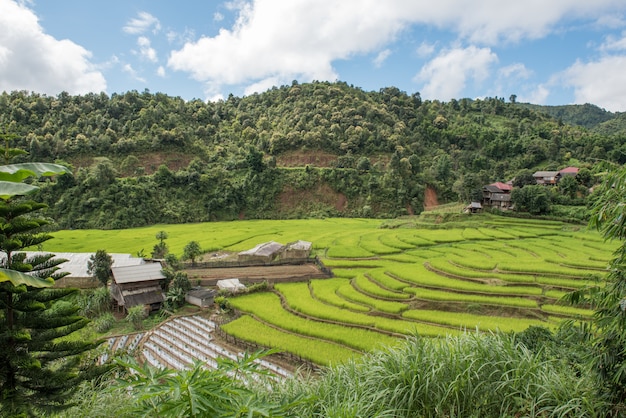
[41,213,616,365]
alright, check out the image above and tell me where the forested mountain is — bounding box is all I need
[520,102,618,129]
[1,82,624,229]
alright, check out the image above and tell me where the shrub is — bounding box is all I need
[126,305,148,330]
[93,312,115,333]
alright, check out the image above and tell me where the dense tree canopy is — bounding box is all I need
[0,83,621,228]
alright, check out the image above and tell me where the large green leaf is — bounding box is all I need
[0,180,39,200]
[0,162,69,183]
[0,268,54,288]
[0,163,70,199]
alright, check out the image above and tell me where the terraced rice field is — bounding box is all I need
[44,215,615,367]
[218,216,613,365]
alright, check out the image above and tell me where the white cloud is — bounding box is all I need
[167,0,626,99]
[373,49,392,68]
[137,36,158,62]
[214,12,224,22]
[498,63,532,80]
[0,0,106,95]
[523,84,550,105]
[156,66,166,77]
[561,55,626,111]
[122,63,146,83]
[243,76,282,96]
[600,31,626,51]
[168,0,408,90]
[123,11,161,35]
[416,42,436,58]
[414,46,498,100]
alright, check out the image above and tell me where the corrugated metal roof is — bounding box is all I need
[286,240,312,251]
[0,252,145,278]
[112,263,165,284]
[217,278,245,290]
[238,241,284,257]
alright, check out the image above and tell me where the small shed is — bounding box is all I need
[110,262,166,313]
[464,202,483,214]
[238,241,285,262]
[185,287,217,308]
[216,278,246,293]
[281,240,312,259]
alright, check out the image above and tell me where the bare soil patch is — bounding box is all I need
[423,186,439,210]
[184,264,327,286]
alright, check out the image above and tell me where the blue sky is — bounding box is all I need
[2,0,626,111]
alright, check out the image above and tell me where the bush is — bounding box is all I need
[126,305,148,330]
[93,312,115,333]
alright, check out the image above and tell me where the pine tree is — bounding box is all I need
[0,201,106,414]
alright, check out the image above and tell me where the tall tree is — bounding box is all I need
[586,165,626,405]
[152,230,169,259]
[87,249,113,286]
[0,138,104,415]
[0,135,101,416]
[182,241,202,267]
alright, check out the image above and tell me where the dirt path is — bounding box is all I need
[184,264,326,285]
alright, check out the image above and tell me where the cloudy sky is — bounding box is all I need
[2,0,626,111]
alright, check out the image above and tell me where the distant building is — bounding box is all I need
[185,287,216,308]
[110,262,166,313]
[559,166,579,177]
[533,167,579,185]
[533,171,560,185]
[217,278,246,293]
[482,183,513,210]
[281,240,312,259]
[464,201,483,214]
[237,241,285,263]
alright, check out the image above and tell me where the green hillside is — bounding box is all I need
[1,83,623,228]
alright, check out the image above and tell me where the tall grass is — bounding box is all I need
[278,333,604,417]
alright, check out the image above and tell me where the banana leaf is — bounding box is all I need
[0,268,54,288]
[0,162,69,182]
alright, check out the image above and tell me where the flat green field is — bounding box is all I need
[42,214,615,365]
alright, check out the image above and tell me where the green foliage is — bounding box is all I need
[0,199,103,415]
[0,85,611,228]
[87,249,113,286]
[182,240,202,266]
[582,164,626,405]
[511,184,550,214]
[78,286,112,318]
[282,333,603,417]
[152,230,169,258]
[163,270,191,310]
[93,312,115,333]
[125,305,148,330]
[113,352,300,417]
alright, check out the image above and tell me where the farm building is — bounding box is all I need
[533,171,560,185]
[482,183,512,210]
[559,166,579,177]
[238,241,285,262]
[217,278,246,293]
[281,240,312,259]
[110,262,166,313]
[185,287,216,308]
[0,252,146,288]
[464,202,483,213]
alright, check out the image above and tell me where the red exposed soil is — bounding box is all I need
[70,152,194,177]
[278,183,348,213]
[276,150,338,167]
[423,186,439,211]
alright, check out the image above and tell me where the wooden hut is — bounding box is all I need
[110,262,166,313]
